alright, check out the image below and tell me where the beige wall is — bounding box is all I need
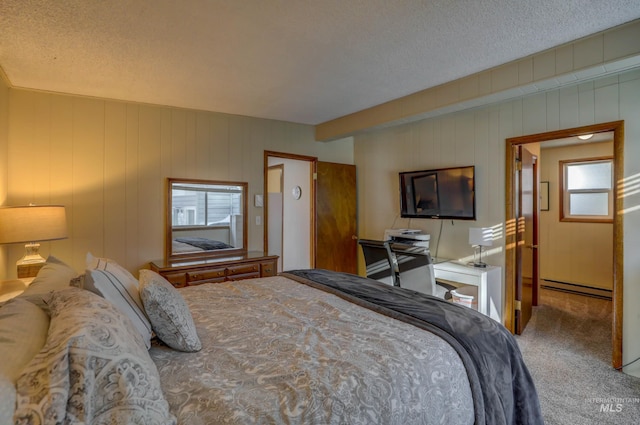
[354,68,640,376]
[0,72,9,274]
[3,89,353,276]
[539,142,614,290]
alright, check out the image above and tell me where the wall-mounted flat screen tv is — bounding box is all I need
[399,165,476,220]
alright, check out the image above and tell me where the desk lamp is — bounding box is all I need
[0,205,68,277]
[469,227,492,268]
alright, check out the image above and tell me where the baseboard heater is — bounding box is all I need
[541,279,612,300]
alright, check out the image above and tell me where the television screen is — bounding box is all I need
[399,166,475,220]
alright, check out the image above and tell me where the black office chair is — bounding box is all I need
[390,242,453,299]
[358,239,399,287]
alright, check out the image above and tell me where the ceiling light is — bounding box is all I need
[578,134,594,140]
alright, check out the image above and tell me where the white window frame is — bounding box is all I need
[559,157,613,223]
[171,185,242,228]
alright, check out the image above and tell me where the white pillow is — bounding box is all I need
[139,269,201,352]
[84,253,152,349]
[0,298,50,424]
[85,252,138,283]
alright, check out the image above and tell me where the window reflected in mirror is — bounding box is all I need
[167,178,248,260]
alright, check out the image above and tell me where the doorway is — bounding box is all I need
[264,152,358,274]
[264,151,317,272]
[505,120,624,368]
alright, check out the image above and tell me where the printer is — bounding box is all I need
[383,229,430,248]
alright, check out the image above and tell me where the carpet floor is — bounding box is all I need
[515,288,640,424]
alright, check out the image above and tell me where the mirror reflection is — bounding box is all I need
[167,178,247,260]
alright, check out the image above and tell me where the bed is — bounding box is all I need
[1,256,543,425]
[172,237,234,253]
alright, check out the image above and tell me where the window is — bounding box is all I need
[172,206,197,226]
[171,184,243,227]
[560,158,613,222]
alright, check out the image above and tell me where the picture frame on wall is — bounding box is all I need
[540,181,549,211]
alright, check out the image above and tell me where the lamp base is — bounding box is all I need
[16,242,46,278]
[471,262,488,268]
[17,262,45,278]
[17,242,46,265]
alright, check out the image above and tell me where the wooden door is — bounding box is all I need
[316,162,357,273]
[516,146,535,334]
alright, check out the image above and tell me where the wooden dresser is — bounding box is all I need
[150,251,278,288]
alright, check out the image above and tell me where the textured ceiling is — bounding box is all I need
[1,1,640,125]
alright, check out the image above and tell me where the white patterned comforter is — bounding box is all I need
[150,275,474,425]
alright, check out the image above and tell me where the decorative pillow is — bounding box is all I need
[13,287,176,425]
[139,269,202,352]
[84,253,153,349]
[0,298,50,425]
[18,255,78,309]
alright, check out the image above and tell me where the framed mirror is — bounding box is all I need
[166,178,248,260]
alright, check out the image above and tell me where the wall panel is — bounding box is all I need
[473,111,489,220]
[594,77,620,123]
[138,106,164,271]
[170,109,188,179]
[72,97,105,261]
[578,82,596,125]
[124,105,140,270]
[48,96,74,262]
[558,85,579,129]
[103,102,128,265]
[545,91,560,131]
[522,93,546,135]
[0,73,9,273]
[455,112,475,166]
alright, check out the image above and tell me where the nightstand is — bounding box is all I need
[0,278,33,302]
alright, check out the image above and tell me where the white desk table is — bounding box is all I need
[433,261,502,323]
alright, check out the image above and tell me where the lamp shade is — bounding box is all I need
[469,227,493,247]
[0,205,68,244]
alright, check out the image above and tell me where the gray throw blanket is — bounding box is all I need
[282,269,543,425]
